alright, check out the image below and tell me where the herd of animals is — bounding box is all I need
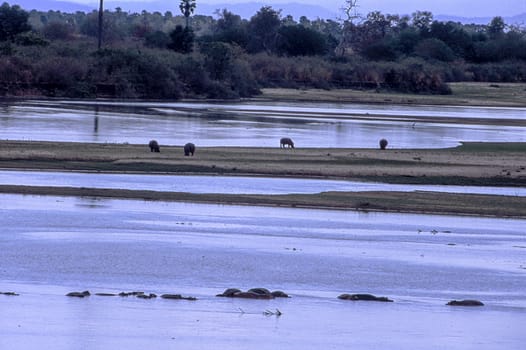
[148,137,389,153]
[1,289,484,306]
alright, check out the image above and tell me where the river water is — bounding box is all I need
[2,99,525,148]
[1,170,525,196]
[1,99,525,349]
[1,194,525,349]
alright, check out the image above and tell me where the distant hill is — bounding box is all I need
[10,0,342,19]
[9,0,526,24]
[11,0,94,12]
[436,13,526,25]
[101,1,341,20]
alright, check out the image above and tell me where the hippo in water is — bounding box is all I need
[149,140,160,152]
[280,137,294,148]
[338,293,393,302]
[216,287,290,299]
[447,299,484,306]
[184,142,195,156]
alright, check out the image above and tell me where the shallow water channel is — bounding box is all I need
[2,99,525,148]
[1,194,525,349]
[1,170,525,197]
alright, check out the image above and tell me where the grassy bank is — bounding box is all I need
[257,83,526,107]
[1,185,525,218]
[1,140,524,186]
[0,140,525,217]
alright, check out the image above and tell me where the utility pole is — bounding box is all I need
[98,0,103,49]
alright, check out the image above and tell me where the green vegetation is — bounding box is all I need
[1,1,526,98]
[456,142,526,153]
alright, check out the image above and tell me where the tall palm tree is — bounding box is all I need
[179,0,196,29]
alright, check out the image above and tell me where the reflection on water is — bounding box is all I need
[1,100,525,148]
[0,170,525,196]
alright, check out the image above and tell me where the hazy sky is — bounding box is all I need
[71,0,526,17]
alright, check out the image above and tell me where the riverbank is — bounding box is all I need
[0,140,525,217]
[257,83,526,107]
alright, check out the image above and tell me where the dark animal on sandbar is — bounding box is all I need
[184,142,195,156]
[379,138,388,150]
[149,140,160,152]
[280,137,294,148]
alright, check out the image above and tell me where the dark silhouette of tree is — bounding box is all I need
[412,11,433,34]
[247,6,281,53]
[488,16,505,39]
[168,24,194,53]
[211,9,248,47]
[180,0,196,28]
[276,25,328,56]
[0,2,31,41]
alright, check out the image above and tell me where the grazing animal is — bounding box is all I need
[280,137,294,148]
[379,138,388,150]
[184,142,195,156]
[149,140,160,152]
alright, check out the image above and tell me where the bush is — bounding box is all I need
[414,38,456,62]
[0,3,31,41]
[41,22,74,40]
[144,30,170,48]
[362,40,398,61]
[275,25,328,56]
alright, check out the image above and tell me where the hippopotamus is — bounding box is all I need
[149,140,160,152]
[447,299,484,306]
[161,294,197,301]
[184,142,195,156]
[216,287,290,299]
[338,293,393,302]
[379,138,388,150]
[280,137,294,148]
[66,290,91,298]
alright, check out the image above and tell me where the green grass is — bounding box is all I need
[454,142,526,152]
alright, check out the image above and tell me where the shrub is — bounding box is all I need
[414,38,456,62]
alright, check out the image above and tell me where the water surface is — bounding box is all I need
[1,194,525,349]
[2,100,525,148]
[1,170,525,196]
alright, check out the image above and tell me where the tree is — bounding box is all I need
[412,11,433,34]
[42,21,74,40]
[342,0,360,23]
[247,6,281,53]
[168,24,194,53]
[414,38,455,62]
[337,0,361,56]
[211,9,248,47]
[276,25,328,56]
[179,0,196,28]
[0,2,31,41]
[487,16,505,39]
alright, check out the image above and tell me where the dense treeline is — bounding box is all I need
[1,1,526,99]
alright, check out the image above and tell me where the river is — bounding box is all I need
[1,170,525,196]
[2,99,525,148]
[1,194,525,350]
